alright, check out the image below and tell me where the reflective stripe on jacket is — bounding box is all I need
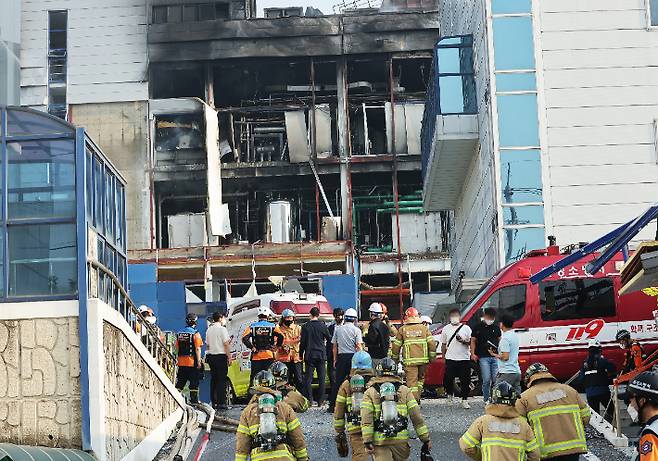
[459,404,540,461]
[359,376,430,446]
[235,394,308,461]
[516,380,590,459]
[390,321,436,365]
[277,324,302,363]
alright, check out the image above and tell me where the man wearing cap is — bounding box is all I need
[330,308,363,412]
[363,303,390,370]
[516,363,590,461]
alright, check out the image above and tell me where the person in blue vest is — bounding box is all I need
[176,313,204,404]
[242,307,284,386]
[578,339,616,421]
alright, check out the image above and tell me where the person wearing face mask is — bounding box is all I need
[206,311,232,410]
[516,363,590,461]
[277,309,303,391]
[626,371,658,460]
[440,308,472,409]
[470,307,501,404]
[578,339,615,421]
[391,307,437,403]
[617,329,645,375]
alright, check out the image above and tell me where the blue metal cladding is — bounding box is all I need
[490,5,546,263]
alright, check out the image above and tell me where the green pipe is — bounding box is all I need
[380,200,423,207]
[377,207,424,214]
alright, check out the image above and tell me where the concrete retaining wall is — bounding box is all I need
[103,322,180,460]
[0,317,82,448]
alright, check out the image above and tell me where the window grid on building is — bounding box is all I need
[491,0,545,263]
[47,10,68,120]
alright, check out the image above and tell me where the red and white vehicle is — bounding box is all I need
[425,245,658,388]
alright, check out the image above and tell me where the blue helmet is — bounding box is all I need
[351,351,373,370]
[281,309,296,318]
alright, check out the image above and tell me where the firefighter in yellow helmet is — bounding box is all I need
[235,370,308,461]
[515,363,590,460]
[333,351,375,461]
[390,307,437,402]
[360,357,432,461]
[460,381,540,461]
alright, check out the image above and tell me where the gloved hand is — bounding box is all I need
[365,443,375,454]
[335,431,349,458]
[422,440,432,452]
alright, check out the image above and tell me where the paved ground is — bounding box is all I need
[202,398,632,460]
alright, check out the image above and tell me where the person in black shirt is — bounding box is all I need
[363,302,390,369]
[470,307,501,403]
[326,308,344,412]
[301,306,332,406]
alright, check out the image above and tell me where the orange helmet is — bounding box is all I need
[404,307,419,322]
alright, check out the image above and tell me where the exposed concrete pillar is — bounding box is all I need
[336,57,352,245]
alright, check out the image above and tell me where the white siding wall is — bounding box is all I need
[440,0,500,289]
[21,0,148,108]
[537,0,658,245]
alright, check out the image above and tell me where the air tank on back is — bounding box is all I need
[265,200,293,243]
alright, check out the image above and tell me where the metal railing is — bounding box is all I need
[87,259,177,380]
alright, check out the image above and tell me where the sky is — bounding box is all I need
[257,0,338,16]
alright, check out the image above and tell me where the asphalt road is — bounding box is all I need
[202,398,631,460]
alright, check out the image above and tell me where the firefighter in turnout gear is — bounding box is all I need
[175,313,204,404]
[617,329,645,375]
[334,351,375,461]
[267,361,309,413]
[243,307,285,386]
[360,357,432,461]
[236,370,309,461]
[460,381,540,461]
[390,308,437,402]
[516,363,590,460]
[625,371,658,461]
[277,309,303,390]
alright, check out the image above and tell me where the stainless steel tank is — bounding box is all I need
[265,201,293,243]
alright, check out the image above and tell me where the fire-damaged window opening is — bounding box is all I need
[392,56,432,94]
[154,113,205,162]
[220,176,341,244]
[150,65,205,99]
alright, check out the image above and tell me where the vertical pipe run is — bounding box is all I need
[337,57,353,253]
[389,57,404,316]
[316,184,321,242]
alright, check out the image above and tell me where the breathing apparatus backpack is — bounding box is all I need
[348,374,365,425]
[376,382,408,438]
[255,394,286,451]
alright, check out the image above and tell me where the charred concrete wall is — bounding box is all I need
[71,102,152,251]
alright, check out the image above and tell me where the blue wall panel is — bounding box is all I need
[128,263,157,284]
[321,274,357,311]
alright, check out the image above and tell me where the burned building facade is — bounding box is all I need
[20,0,450,318]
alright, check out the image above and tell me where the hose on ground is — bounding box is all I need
[165,405,199,461]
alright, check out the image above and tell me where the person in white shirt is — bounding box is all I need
[205,311,232,410]
[440,308,473,409]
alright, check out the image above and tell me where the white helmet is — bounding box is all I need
[345,308,358,320]
[421,315,432,325]
[139,305,149,313]
[368,303,383,314]
[588,339,601,349]
[257,307,275,318]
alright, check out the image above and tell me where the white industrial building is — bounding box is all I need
[422,0,658,291]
